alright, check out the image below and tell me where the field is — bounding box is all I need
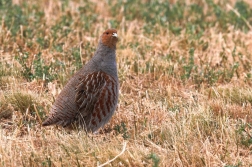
[0,0,252,166]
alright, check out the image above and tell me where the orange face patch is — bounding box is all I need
[101,29,118,49]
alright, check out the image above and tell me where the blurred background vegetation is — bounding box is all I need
[0,0,251,166]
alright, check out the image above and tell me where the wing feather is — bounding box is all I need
[75,71,106,120]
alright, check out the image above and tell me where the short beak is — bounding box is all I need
[112,33,118,38]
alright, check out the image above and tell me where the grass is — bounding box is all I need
[0,0,252,166]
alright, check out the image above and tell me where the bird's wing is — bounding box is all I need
[75,71,118,131]
[75,71,106,117]
[42,71,106,127]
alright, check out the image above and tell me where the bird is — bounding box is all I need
[42,29,119,133]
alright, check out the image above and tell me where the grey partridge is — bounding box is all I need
[42,29,119,132]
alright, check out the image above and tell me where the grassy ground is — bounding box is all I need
[0,0,252,166]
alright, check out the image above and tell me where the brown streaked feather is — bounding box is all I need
[74,71,118,131]
[87,72,118,131]
[75,71,106,117]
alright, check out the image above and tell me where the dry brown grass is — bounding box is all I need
[0,0,252,166]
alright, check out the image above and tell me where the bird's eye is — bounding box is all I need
[106,32,109,35]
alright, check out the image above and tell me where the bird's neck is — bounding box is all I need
[91,42,118,78]
[96,40,116,53]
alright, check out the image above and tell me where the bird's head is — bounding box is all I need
[101,29,118,49]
